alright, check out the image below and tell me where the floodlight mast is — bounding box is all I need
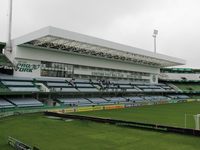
[152,29,158,53]
[7,0,13,52]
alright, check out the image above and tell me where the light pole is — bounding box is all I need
[152,29,158,53]
[7,0,13,52]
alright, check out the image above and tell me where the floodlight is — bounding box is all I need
[153,29,158,35]
[152,29,158,53]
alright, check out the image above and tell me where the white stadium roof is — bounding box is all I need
[13,26,185,68]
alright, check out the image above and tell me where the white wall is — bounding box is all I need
[74,67,152,80]
[11,46,160,82]
[14,58,41,77]
[15,46,160,74]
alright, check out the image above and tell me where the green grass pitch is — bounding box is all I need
[0,102,200,150]
[77,101,200,129]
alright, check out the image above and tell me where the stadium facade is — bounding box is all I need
[4,26,185,83]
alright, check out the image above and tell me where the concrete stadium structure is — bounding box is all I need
[4,26,185,83]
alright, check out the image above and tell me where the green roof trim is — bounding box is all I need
[161,68,200,73]
[162,68,192,71]
[172,68,192,71]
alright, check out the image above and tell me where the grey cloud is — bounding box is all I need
[1,0,200,68]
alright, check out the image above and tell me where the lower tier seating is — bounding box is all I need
[57,98,92,106]
[0,98,14,108]
[0,93,191,110]
[7,98,43,107]
[104,97,127,104]
[87,98,108,105]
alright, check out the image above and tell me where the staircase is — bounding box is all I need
[167,83,182,92]
[35,83,50,92]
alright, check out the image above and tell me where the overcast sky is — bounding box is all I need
[1,0,200,68]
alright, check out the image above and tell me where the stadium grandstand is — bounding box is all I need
[2,26,200,150]
[159,68,200,96]
[0,26,197,114]
[1,1,200,148]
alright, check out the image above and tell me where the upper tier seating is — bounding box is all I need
[78,88,99,92]
[136,85,164,92]
[0,77,40,92]
[114,82,139,92]
[75,83,93,88]
[36,78,78,92]
[46,82,70,87]
[52,87,78,92]
[119,85,133,88]
[68,79,99,92]
[158,83,175,91]
[7,97,43,107]
[36,78,66,82]
[8,87,40,92]
[0,76,177,93]
[0,76,33,81]
[126,88,139,92]
[1,81,33,86]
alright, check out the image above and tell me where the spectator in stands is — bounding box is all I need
[98,80,103,88]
